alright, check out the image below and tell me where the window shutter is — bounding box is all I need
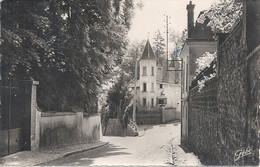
[164,98,167,105]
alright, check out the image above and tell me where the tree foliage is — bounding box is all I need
[169,29,187,58]
[153,30,166,62]
[195,51,216,76]
[121,40,146,80]
[1,0,134,112]
[197,0,243,33]
[106,73,132,119]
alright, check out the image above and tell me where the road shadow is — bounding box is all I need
[42,143,130,166]
[138,122,179,131]
[159,124,167,127]
[179,144,192,153]
[0,158,5,165]
[137,124,154,132]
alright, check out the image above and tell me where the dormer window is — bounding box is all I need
[143,67,147,76]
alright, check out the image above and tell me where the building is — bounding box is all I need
[134,40,181,113]
[179,1,260,165]
[180,1,217,145]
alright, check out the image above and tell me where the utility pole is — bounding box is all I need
[165,15,169,69]
[133,50,138,123]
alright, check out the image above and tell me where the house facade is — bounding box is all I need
[180,1,217,145]
[135,40,181,112]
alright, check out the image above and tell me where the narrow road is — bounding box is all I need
[44,122,180,166]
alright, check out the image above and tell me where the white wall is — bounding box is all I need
[156,82,181,111]
[33,110,101,150]
[139,59,157,107]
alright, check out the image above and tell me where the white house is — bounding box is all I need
[134,40,181,112]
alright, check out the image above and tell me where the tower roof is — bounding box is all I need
[140,40,157,60]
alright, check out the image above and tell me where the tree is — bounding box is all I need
[106,73,132,119]
[197,0,243,33]
[168,29,187,84]
[98,40,145,118]
[169,29,187,58]
[136,0,144,10]
[153,29,166,62]
[121,40,146,81]
[1,0,134,113]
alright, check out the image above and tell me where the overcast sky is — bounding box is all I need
[128,0,219,43]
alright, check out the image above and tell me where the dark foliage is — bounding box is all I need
[1,0,134,113]
[106,73,132,119]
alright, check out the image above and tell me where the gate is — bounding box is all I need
[0,76,31,157]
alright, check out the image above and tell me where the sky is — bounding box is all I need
[128,0,219,43]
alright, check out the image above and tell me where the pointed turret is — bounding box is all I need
[140,40,157,60]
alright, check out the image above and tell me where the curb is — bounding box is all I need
[35,142,109,166]
[63,142,109,158]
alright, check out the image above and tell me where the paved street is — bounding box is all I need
[44,123,180,166]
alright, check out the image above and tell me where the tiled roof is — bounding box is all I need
[140,40,157,60]
[190,11,214,39]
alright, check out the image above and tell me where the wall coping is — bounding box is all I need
[21,80,39,85]
[33,81,39,85]
[165,107,176,109]
[41,112,76,117]
[41,111,100,118]
[189,76,218,92]
[247,44,260,60]
[83,113,100,118]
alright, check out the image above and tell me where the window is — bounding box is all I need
[158,98,167,105]
[186,106,188,121]
[186,64,188,91]
[159,99,164,104]
[160,84,163,89]
[143,83,147,92]
[181,68,184,93]
[143,98,147,106]
[151,98,154,107]
[143,67,147,76]
[151,67,154,76]
[151,83,154,91]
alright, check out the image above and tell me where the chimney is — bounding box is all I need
[186,1,195,38]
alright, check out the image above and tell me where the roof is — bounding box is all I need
[140,40,157,60]
[189,11,214,39]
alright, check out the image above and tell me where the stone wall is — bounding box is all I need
[188,77,219,164]
[188,16,259,165]
[247,46,260,164]
[216,22,251,165]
